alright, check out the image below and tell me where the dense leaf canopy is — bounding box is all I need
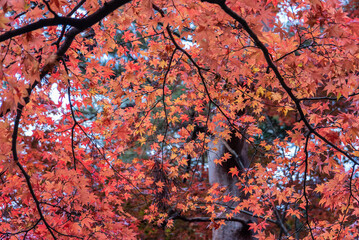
[0,0,358,239]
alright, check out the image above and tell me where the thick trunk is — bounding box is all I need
[208,132,252,240]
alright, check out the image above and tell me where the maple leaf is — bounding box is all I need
[82,218,95,229]
[222,195,232,203]
[228,167,239,177]
[290,130,303,146]
[0,0,358,239]
[266,0,278,6]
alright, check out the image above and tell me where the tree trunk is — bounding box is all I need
[208,131,253,240]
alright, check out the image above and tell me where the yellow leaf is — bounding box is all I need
[337,92,342,100]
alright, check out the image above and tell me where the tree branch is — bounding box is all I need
[0,17,82,42]
[0,218,41,238]
[221,139,246,170]
[43,0,59,18]
[7,0,133,238]
[202,0,359,166]
[303,133,315,240]
[0,0,131,43]
[12,107,57,239]
[0,0,132,118]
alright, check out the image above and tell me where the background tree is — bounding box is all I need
[0,0,358,239]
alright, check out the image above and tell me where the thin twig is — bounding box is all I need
[43,0,59,17]
[11,103,56,239]
[303,133,315,240]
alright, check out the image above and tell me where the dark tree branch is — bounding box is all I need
[12,106,57,239]
[349,164,359,204]
[274,39,314,63]
[6,0,132,238]
[221,139,246,170]
[153,3,265,164]
[0,17,82,42]
[155,4,240,133]
[303,133,315,240]
[67,0,87,17]
[43,0,59,18]
[40,201,80,218]
[337,163,359,238]
[54,0,87,47]
[298,92,359,102]
[61,60,79,170]
[273,207,289,237]
[202,0,359,166]
[0,0,131,43]
[165,25,262,155]
[0,218,41,237]
[48,226,84,240]
[160,48,177,163]
[59,63,146,199]
[0,0,132,119]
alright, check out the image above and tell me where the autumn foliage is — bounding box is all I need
[0,0,359,239]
